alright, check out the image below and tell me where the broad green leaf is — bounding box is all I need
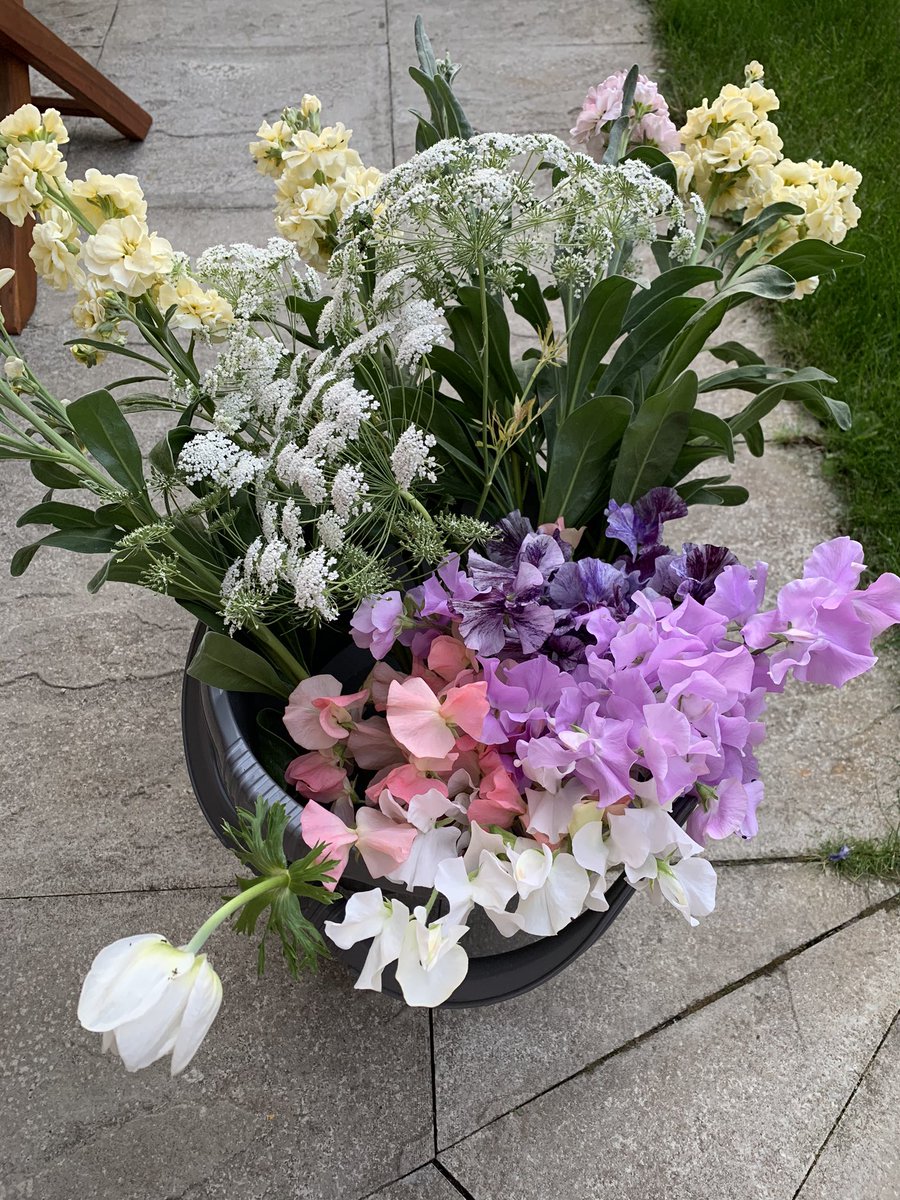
[186,630,292,700]
[709,201,805,264]
[602,65,639,164]
[455,286,520,401]
[30,459,82,490]
[565,275,636,405]
[599,295,705,395]
[709,340,765,367]
[149,425,196,477]
[16,500,100,530]
[10,526,122,576]
[540,394,633,525]
[510,269,553,335]
[623,264,721,332]
[686,409,734,460]
[610,371,698,503]
[67,389,145,493]
[285,293,329,338]
[768,238,865,282]
[727,367,837,437]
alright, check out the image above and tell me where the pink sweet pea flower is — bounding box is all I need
[285,750,348,803]
[300,799,357,890]
[427,635,476,684]
[366,662,406,712]
[386,677,489,760]
[468,751,527,829]
[354,807,418,878]
[366,763,449,806]
[284,675,367,750]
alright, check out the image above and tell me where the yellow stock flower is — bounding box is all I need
[0,103,69,145]
[29,205,84,291]
[156,274,235,337]
[80,215,174,297]
[0,141,67,225]
[71,168,147,223]
[249,119,294,178]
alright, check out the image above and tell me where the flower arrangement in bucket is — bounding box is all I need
[1,22,895,1072]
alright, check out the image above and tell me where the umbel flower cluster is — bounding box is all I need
[0,24,879,1068]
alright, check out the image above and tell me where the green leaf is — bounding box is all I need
[30,459,82,490]
[686,408,734,460]
[678,477,749,506]
[149,425,196,477]
[623,264,721,332]
[455,286,520,402]
[414,13,438,76]
[186,630,292,700]
[727,367,837,437]
[599,295,705,395]
[602,64,639,164]
[509,268,553,335]
[10,526,122,576]
[285,293,329,339]
[540,394,633,525]
[709,201,805,264]
[67,389,145,493]
[768,238,865,282]
[16,500,98,530]
[709,340,765,367]
[63,337,167,371]
[621,144,678,191]
[565,275,636,406]
[610,371,698,502]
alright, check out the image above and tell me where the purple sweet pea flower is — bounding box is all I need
[557,707,637,805]
[605,487,687,556]
[651,543,739,603]
[454,561,557,657]
[484,511,535,567]
[350,591,405,660]
[548,557,633,616]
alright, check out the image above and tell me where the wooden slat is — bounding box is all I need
[0,0,36,334]
[0,0,152,141]
[30,94,97,118]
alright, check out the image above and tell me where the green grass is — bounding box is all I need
[654,0,900,577]
[818,820,900,889]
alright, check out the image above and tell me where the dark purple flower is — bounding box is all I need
[549,557,633,617]
[484,511,535,567]
[652,543,738,603]
[606,487,688,556]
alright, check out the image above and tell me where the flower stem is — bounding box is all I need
[184,871,288,954]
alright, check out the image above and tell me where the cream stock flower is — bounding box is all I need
[249,119,294,177]
[156,274,235,336]
[299,93,321,118]
[337,163,383,215]
[71,168,147,223]
[0,141,67,225]
[29,205,84,291]
[0,103,68,145]
[71,277,111,330]
[81,215,174,297]
[282,123,357,181]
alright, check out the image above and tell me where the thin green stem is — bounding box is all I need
[184,872,288,954]
[249,618,308,683]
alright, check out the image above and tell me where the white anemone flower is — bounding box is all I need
[394,907,469,1007]
[77,934,222,1076]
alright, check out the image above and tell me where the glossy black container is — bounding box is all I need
[182,624,694,1007]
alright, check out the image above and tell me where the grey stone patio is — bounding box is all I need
[2,1,899,1197]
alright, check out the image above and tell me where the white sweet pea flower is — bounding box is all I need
[508,838,554,898]
[605,805,701,882]
[77,934,222,1076]
[384,789,461,891]
[491,842,590,938]
[655,856,718,926]
[434,850,517,925]
[394,906,469,1007]
[570,816,612,912]
[324,888,409,992]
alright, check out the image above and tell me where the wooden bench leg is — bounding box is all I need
[0,10,36,335]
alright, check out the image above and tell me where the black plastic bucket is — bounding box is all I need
[181,623,695,1007]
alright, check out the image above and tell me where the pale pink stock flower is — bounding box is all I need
[571,69,680,157]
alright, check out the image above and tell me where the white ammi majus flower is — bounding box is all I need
[77,934,222,1075]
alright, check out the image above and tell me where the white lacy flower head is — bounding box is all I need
[195,238,312,319]
[340,131,684,293]
[178,428,265,495]
[390,424,438,491]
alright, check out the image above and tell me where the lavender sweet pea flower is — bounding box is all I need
[606,487,688,556]
[548,557,633,617]
[351,591,405,660]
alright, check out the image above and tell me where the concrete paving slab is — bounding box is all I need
[0,672,227,896]
[388,0,652,50]
[368,1165,462,1200]
[0,888,433,1200]
[432,862,896,1145]
[440,904,900,1198]
[27,0,117,48]
[797,1014,900,1200]
[105,0,388,51]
